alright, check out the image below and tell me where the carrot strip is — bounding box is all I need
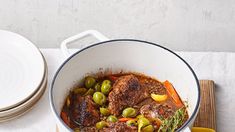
[118,118,135,122]
[154,118,162,127]
[61,111,70,127]
[158,108,164,115]
[163,80,183,107]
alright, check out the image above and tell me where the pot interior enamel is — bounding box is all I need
[50,40,200,131]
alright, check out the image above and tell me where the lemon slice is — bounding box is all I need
[151,94,168,102]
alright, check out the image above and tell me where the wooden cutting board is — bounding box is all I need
[56,80,216,131]
[193,80,216,131]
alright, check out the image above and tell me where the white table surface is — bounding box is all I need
[0,49,234,132]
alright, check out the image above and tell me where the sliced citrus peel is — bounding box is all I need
[151,94,168,102]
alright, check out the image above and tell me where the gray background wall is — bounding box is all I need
[0,0,235,51]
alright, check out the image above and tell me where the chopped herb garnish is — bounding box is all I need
[158,107,187,132]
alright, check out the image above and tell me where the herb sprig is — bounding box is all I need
[158,107,187,132]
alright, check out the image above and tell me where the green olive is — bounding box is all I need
[73,87,87,95]
[122,107,137,118]
[85,76,96,88]
[126,119,137,126]
[96,121,107,130]
[94,83,101,92]
[93,92,106,105]
[142,125,154,132]
[101,80,112,95]
[107,115,118,122]
[136,115,145,119]
[137,117,150,132]
[74,128,80,132]
[100,108,110,116]
[84,88,95,96]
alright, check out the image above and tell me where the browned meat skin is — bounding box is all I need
[80,127,98,132]
[136,75,166,95]
[140,102,174,119]
[101,122,137,132]
[70,95,100,127]
[133,97,154,110]
[108,75,149,115]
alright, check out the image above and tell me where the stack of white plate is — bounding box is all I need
[0,30,47,122]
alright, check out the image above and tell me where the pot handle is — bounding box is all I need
[60,30,109,57]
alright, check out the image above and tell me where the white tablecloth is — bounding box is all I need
[0,49,234,132]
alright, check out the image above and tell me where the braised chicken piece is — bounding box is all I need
[108,75,148,115]
[101,122,137,132]
[136,75,167,95]
[70,95,100,127]
[140,102,174,119]
[80,126,98,132]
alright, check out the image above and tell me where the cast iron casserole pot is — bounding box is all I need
[49,30,200,132]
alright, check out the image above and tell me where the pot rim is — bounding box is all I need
[49,39,200,131]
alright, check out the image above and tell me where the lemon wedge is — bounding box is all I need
[151,94,168,102]
[192,127,215,132]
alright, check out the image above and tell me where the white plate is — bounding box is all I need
[0,67,47,122]
[0,58,47,118]
[0,30,45,111]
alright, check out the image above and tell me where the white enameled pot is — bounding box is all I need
[49,30,200,132]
